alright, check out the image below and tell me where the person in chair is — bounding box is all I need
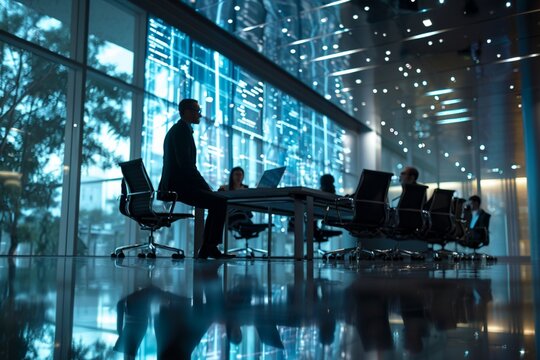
[464,195,491,244]
[158,98,234,259]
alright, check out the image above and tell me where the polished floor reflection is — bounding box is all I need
[0,257,537,359]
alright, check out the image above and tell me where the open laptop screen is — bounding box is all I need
[257,167,286,188]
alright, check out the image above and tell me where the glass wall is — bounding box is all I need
[143,17,354,255]
[0,42,68,255]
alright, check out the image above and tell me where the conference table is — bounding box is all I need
[194,187,353,260]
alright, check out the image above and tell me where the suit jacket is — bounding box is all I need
[471,209,491,229]
[158,120,211,196]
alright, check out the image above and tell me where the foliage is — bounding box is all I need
[0,5,130,255]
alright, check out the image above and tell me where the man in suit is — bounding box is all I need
[158,98,234,259]
[399,166,419,186]
[465,195,491,245]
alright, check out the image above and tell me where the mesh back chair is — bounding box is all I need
[113,158,193,259]
[323,169,393,260]
[384,184,429,260]
[423,189,457,261]
[458,213,496,261]
[226,210,270,258]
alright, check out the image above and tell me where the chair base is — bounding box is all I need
[111,231,184,259]
[227,246,267,258]
[462,251,497,262]
[323,246,375,261]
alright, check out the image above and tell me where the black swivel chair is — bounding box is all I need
[458,214,496,261]
[113,158,193,259]
[226,210,270,258]
[323,169,393,260]
[384,184,429,260]
[423,189,457,261]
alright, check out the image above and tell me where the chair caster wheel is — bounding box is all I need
[147,252,157,259]
[111,253,117,258]
[137,253,146,258]
[172,253,184,260]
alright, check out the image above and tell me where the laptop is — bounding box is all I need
[257,167,286,188]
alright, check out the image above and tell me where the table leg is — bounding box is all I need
[267,207,273,257]
[194,207,205,257]
[294,197,304,261]
[305,196,314,261]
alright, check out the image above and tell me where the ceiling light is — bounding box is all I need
[381,121,386,126]
[444,152,449,157]
[426,89,453,96]
[467,136,472,140]
[423,19,433,27]
[487,39,492,44]
[386,50,391,55]
[436,116,473,125]
[479,144,485,150]
[364,6,370,11]
[506,1,511,7]
[455,162,460,167]
[329,65,376,76]
[428,41,433,46]
[403,148,408,153]
[355,79,362,84]
[353,14,359,19]
[483,156,488,160]
[234,5,240,11]
[441,99,462,105]
[435,108,468,116]
[511,164,521,169]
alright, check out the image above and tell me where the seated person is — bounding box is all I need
[219,167,256,236]
[463,195,491,245]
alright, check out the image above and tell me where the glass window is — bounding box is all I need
[88,0,135,82]
[78,75,131,256]
[0,43,67,255]
[0,0,71,56]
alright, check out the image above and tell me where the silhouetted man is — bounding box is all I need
[399,166,419,186]
[158,98,234,259]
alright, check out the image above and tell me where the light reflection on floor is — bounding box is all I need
[0,257,536,359]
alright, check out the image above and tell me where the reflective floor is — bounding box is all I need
[0,256,537,359]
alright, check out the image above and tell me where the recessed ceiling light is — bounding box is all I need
[479,145,486,150]
[364,6,370,11]
[234,5,240,11]
[436,116,472,125]
[441,99,463,105]
[435,108,468,116]
[487,39,492,44]
[455,162,460,167]
[444,152,449,157]
[426,89,453,96]
[467,135,472,140]
[423,19,433,27]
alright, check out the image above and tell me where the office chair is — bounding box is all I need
[423,189,457,261]
[112,158,193,259]
[458,214,496,261]
[384,184,429,260]
[226,210,270,258]
[323,169,393,261]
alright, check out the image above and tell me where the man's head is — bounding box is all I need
[179,98,202,124]
[399,166,419,185]
[468,195,481,210]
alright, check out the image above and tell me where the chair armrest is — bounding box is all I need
[156,190,178,216]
